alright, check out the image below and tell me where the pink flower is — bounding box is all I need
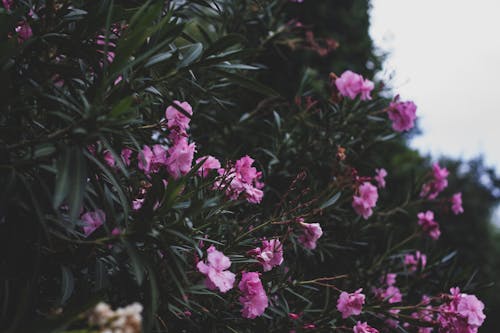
[374,168,387,188]
[352,182,378,219]
[288,313,300,320]
[336,289,365,319]
[298,222,323,250]
[81,209,105,237]
[238,272,268,319]
[132,198,144,211]
[353,321,379,333]
[104,151,115,167]
[138,145,167,174]
[404,251,427,272]
[417,211,441,240]
[335,70,374,101]
[235,156,260,183]
[121,148,132,166]
[457,294,486,328]
[196,246,235,293]
[3,0,12,10]
[451,192,464,215]
[196,155,221,178]
[253,239,284,272]
[243,184,264,204]
[166,138,195,179]
[216,155,264,204]
[381,286,402,304]
[432,163,449,191]
[15,21,32,42]
[387,95,417,132]
[165,101,193,135]
[385,273,396,286]
[103,148,133,168]
[420,163,449,199]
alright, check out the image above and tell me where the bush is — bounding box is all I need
[0,1,488,332]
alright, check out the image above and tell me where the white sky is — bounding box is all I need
[370,0,500,168]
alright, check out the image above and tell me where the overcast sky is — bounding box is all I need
[370,0,500,169]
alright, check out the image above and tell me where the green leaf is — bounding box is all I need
[320,192,342,209]
[177,43,203,69]
[60,266,74,305]
[109,96,134,118]
[212,69,279,97]
[124,241,145,285]
[53,148,72,209]
[144,50,174,67]
[203,33,245,57]
[34,144,56,159]
[63,8,88,21]
[67,148,87,222]
[107,1,163,79]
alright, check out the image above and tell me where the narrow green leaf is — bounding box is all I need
[53,148,72,209]
[203,33,245,57]
[60,266,74,305]
[177,43,203,69]
[320,192,342,209]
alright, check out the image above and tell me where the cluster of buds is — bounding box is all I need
[88,302,143,333]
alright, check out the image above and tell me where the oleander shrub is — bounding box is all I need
[0,1,488,332]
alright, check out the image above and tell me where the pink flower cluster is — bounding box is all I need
[410,295,434,333]
[352,182,379,219]
[420,163,449,199]
[165,101,193,141]
[436,288,486,333]
[137,101,196,178]
[195,250,271,319]
[336,289,366,319]
[374,168,387,188]
[104,148,132,168]
[373,274,402,304]
[335,70,374,101]
[216,155,264,204]
[251,239,284,272]
[411,288,485,332]
[96,34,116,64]
[387,95,417,132]
[132,101,265,209]
[297,220,323,250]
[4,2,34,43]
[353,321,379,333]
[15,21,32,42]
[417,210,441,240]
[238,272,269,319]
[196,246,236,293]
[404,251,427,272]
[451,192,464,215]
